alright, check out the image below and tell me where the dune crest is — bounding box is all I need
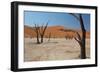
[24,25,90,38]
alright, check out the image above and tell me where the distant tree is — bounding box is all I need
[65,35,68,40]
[39,22,48,43]
[33,24,40,44]
[33,22,48,44]
[48,32,51,42]
[69,13,86,59]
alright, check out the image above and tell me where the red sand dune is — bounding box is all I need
[24,25,90,38]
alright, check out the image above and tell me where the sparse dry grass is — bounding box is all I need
[24,38,90,62]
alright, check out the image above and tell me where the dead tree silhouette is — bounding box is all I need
[33,23,48,44]
[33,24,40,44]
[39,23,48,43]
[48,32,51,42]
[65,35,73,40]
[65,35,68,40]
[69,13,86,59]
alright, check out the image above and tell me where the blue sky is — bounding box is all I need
[24,11,90,31]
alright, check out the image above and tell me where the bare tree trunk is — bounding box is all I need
[36,30,40,44]
[33,23,48,44]
[65,35,68,40]
[41,35,43,43]
[34,24,40,44]
[48,33,51,42]
[79,14,86,59]
[40,23,48,43]
[69,13,86,59]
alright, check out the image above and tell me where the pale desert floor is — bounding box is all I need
[24,38,90,62]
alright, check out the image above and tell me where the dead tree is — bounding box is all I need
[74,32,82,47]
[33,24,40,44]
[48,32,51,42]
[39,23,48,43]
[69,13,86,59]
[79,14,86,59]
[65,36,67,40]
[33,22,48,44]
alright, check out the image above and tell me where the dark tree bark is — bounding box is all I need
[48,32,51,42]
[79,14,86,59]
[34,24,40,44]
[33,22,48,44]
[39,23,48,43]
[69,13,86,59]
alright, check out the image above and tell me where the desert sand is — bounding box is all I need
[24,25,90,38]
[24,38,90,62]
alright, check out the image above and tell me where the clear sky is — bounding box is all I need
[24,11,90,31]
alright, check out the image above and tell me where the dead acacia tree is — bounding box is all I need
[74,32,82,46]
[33,24,40,44]
[69,13,86,59]
[39,23,48,43]
[48,32,51,42]
[65,35,68,40]
[33,22,48,44]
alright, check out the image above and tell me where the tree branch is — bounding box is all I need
[75,32,81,41]
[69,13,80,21]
